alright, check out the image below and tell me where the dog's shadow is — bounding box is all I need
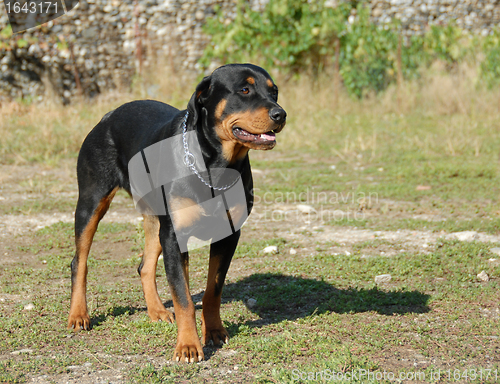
[89,273,430,360]
[91,273,430,333]
[221,273,430,334]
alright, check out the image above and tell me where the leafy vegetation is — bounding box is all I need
[202,0,500,97]
[481,28,500,88]
[202,0,351,74]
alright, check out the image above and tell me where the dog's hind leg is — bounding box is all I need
[68,186,118,330]
[138,214,175,323]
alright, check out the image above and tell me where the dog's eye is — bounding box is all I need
[241,88,250,95]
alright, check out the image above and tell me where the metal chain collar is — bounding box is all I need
[181,111,239,191]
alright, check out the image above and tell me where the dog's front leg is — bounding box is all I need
[160,224,203,363]
[201,230,240,346]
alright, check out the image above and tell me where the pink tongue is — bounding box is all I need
[260,132,275,141]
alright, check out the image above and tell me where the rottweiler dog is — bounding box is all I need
[68,64,286,362]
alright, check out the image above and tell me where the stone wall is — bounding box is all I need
[371,0,500,35]
[0,0,499,103]
[0,0,239,102]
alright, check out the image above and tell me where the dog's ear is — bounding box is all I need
[187,75,212,127]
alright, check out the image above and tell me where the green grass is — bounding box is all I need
[1,70,499,382]
[250,147,500,233]
[1,222,499,382]
[0,198,76,215]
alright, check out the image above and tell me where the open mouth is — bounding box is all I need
[232,127,276,145]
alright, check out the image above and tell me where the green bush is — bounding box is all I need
[340,4,398,97]
[201,0,491,97]
[201,0,425,98]
[201,0,351,74]
[480,28,500,88]
[423,23,470,68]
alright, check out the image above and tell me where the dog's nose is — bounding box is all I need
[269,108,287,123]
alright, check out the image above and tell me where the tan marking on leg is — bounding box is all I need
[68,187,118,331]
[140,214,174,323]
[171,290,204,363]
[169,197,205,230]
[201,255,229,346]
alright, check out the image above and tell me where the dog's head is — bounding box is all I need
[187,64,286,162]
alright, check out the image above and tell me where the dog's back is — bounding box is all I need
[77,100,181,195]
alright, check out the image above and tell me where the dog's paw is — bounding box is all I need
[173,341,204,363]
[148,308,175,323]
[67,312,90,331]
[202,326,229,346]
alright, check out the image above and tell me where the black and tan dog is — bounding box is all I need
[68,64,286,363]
